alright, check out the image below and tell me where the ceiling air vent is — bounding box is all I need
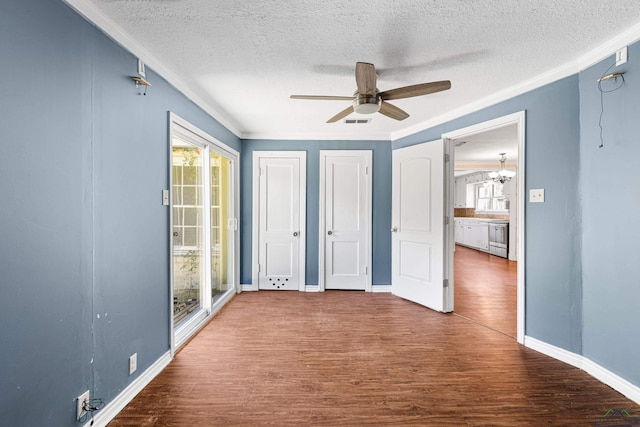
[344,118,372,124]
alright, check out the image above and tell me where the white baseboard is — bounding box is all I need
[524,336,583,369]
[241,284,257,291]
[524,336,640,405]
[305,285,321,292]
[86,350,172,427]
[583,358,640,405]
[371,285,391,293]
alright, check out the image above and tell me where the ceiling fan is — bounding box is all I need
[290,62,451,123]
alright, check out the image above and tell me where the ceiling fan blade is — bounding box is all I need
[355,62,377,96]
[379,80,451,101]
[378,101,410,121]
[290,95,354,101]
[326,105,354,123]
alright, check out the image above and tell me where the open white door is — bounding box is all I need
[392,140,452,312]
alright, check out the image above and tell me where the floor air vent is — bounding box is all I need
[344,118,372,124]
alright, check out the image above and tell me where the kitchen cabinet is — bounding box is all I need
[454,218,499,252]
[466,222,489,251]
[455,219,465,244]
[454,178,468,208]
[455,174,477,208]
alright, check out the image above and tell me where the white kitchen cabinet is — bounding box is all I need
[471,223,489,250]
[455,219,465,244]
[455,218,489,252]
[455,174,477,208]
[454,177,467,208]
[463,222,486,249]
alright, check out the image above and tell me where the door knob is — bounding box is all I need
[327,230,333,235]
[293,231,298,237]
[391,227,398,232]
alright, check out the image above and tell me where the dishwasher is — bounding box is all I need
[489,223,509,258]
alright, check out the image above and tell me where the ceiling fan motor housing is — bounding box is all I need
[353,92,381,114]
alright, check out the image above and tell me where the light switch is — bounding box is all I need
[162,189,169,206]
[529,189,545,203]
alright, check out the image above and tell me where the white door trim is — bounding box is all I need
[168,112,240,354]
[251,151,306,292]
[318,150,372,292]
[441,110,526,344]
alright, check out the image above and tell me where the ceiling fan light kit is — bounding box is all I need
[290,62,451,123]
[353,93,381,114]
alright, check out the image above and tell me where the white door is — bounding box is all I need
[320,150,372,291]
[392,140,452,312]
[255,153,306,291]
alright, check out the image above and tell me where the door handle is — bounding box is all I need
[391,227,398,232]
[293,231,299,237]
[327,230,333,235]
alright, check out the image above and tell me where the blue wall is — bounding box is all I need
[1,0,639,425]
[395,76,584,354]
[0,0,239,425]
[580,43,640,386]
[240,139,392,286]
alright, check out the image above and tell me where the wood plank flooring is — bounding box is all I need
[109,291,638,426]
[454,244,517,338]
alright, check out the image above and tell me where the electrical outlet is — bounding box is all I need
[129,353,137,375]
[77,390,90,421]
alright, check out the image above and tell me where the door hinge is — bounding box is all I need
[444,153,450,163]
[443,279,449,288]
[365,266,368,275]
[258,264,261,272]
[445,216,449,225]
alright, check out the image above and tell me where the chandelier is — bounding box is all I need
[488,153,516,184]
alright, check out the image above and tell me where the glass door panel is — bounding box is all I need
[172,140,204,327]
[210,151,232,304]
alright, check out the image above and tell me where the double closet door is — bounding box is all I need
[253,150,372,292]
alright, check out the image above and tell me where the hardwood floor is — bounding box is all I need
[454,244,517,338]
[110,291,638,426]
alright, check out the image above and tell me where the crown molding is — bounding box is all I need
[240,130,391,141]
[62,0,640,143]
[391,61,576,141]
[392,24,640,142]
[62,0,242,138]
[577,20,640,70]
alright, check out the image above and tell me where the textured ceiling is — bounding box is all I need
[81,0,640,140]
[454,125,518,165]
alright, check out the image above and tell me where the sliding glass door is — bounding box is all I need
[170,115,238,349]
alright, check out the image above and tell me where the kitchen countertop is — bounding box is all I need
[454,217,509,224]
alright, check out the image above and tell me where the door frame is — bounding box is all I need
[441,110,526,344]
[251,151,307,292]
[318,150,373,292]
[168,112,240,354]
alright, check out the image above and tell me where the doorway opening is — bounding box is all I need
[443,111,525,343]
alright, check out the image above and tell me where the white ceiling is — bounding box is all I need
[454,124,518,165]
[74,0,640,140]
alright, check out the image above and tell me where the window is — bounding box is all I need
[475,182,508,212]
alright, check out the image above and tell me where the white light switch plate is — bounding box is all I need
[129,353,137,375]
[616,47,628,66]
[529,189,545,203]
